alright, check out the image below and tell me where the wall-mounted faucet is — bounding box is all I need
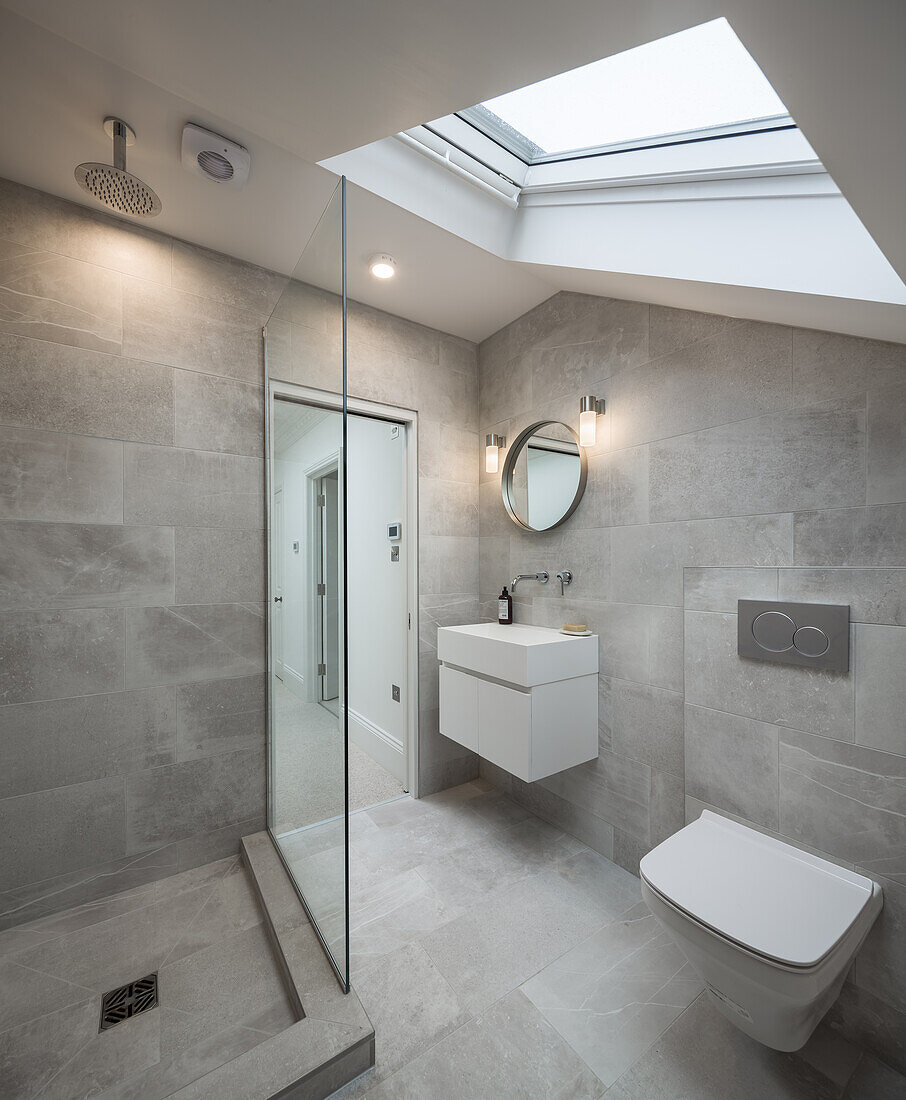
[556,570,573,595]
[511,571,549,591]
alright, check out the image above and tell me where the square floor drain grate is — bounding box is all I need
[99,973,159,1031]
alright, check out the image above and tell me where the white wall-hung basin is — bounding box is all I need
[437,623,598,782]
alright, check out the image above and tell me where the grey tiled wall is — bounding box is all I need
[477,291,906,1068]
[0,177,479,926]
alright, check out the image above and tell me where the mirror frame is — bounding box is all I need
[501,419,588,532]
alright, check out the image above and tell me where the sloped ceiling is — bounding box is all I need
[1,0,904,341]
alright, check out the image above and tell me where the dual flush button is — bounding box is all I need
[738,600,849,671]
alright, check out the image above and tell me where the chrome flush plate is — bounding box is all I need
[737,600,849,672]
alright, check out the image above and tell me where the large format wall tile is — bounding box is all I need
[0,521,174,609]
[792,327,906,405]
[419,536,478,595]
[0,608,124,704]
[0,426,123,523]
[612,514,792,606]
[793,504,906,566]
[649,401,865,521]
[171,239,287,315]
[0,777,126,890]
[648,305,740,359]
[176,675,265,761]
[175,527,264,604]
[0,239,121,353]
[779,731,906,883]
[685,704,780,829]
[611,680,683,777]
[125,749,264,852]
[419,479,479,537]
[683,566,779,613]
[123,278,264,383]
[855,624,906,756]
[0,688,176,798]
[125,604,264,688]
[684,610,854,741]
[541,749,652,846]
[867,378,906,505]
[174,370,264,457]
[124,443,263,529]
[0,332,174,444]
[778,567,906,626]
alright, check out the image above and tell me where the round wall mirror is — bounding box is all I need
[501,420,587,532]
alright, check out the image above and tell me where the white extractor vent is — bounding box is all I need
[181,124,250,189]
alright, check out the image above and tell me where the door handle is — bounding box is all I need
[273,596,283,603]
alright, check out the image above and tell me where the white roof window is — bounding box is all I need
[460,18,791,164]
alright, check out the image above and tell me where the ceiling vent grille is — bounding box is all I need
[181,124,250,189]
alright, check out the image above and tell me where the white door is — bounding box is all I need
[273,486,285,680]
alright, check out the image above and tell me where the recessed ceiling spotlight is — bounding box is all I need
[369,253,396,279]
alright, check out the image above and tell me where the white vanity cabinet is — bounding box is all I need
[437,623,598,783]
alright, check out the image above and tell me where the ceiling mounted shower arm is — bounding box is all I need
[110,118,128,172]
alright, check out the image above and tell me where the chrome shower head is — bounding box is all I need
[75,117,161,218]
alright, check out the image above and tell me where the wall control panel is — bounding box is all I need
[737,600,849,671]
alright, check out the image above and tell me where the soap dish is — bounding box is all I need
[560,629,592,637]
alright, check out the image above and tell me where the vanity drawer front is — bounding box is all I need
[439,665,479,752]
[478,679,532,781]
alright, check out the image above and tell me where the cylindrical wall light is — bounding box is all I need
[579,396,605,447]
[485,433,506,473]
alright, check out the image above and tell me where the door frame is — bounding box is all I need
[265,378,420,805]
[304,454,340,707]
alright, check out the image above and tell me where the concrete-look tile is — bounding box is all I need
[0,607,124,704]
[348,299,439,366]
[609,319,791,450]
[612,513,792,606]
[352,942,470,1084]
[418,535,477,595]
[124,443,263,529]
[161,860,263,966]
[0,997,98,1099]
[793,504,906,566]
[271,277,338,332]
[123,277,263,383]
[0,238,122,353]
[175,527,263,603]
[540,749,652,846]
[439,332,478,377]
[125,748,264,853]
[177,815,263,874]
[0,957,95,1032]
[825,982,906,1081]
[854,870,906,1016]
[647,605,684,692]
[684,566,779,613]
[170,240,286,315]
[529,325,648,403]
[522,908,701,1086]
[507,774,616,860]
[173,370,263,457]
[684,610,854,741]
[419,479,478,537]
[125,603,263,688]
[176,674,264,761]
[796,1021,863,1094]
[611,680,684,777]
[855,625,906,755]
[413,361,479,434]
[478,534,509,597]
[479,347,535,425]
[346,341,417,407]
[780,730,906,883]
[648,304,740,359]
[792,327,906,406]
[369,988,602,1100]
[531,848,643,922]
[779,566,906,627]
[0,776,126,891]
[418,422,478,485]
[421,873,604,1015]
[0,425,123,523]
[460,789,531,830]
[685,704,780,829]
[650,400,865,521]
[0,521,174,610]
[610,994,840,1099]
[650,768,685,845]
[843,1053,906,1098]
[510,525,611,602]
[867,377,906,505]
[0,688,176,798]
[0,333,173,444]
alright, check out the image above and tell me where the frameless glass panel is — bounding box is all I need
[265,180,349,989]
[466,18,788,161]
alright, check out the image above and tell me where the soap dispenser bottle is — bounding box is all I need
[498,586,513,625]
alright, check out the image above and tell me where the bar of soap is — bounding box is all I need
[563,624,587,633]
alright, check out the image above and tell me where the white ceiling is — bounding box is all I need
[1,0,904,343]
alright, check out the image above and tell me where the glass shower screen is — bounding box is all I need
[264,180,349,988]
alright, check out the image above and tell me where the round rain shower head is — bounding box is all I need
[75,117,161,218]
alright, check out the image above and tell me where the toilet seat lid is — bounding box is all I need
[639,811,876,968]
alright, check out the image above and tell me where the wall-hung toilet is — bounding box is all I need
[639,811,882,1051]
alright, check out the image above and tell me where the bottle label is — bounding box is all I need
[498,599,509,620]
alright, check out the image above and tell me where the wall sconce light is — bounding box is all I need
[579,396,605,447]
[485,433,506,474]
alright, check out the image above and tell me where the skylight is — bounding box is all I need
[462,18,790,163]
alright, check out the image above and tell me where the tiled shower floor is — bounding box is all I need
[337,781,904,1100]
[0,856,294,1098]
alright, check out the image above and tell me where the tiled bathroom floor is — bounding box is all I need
[338,780,905,1100]
[0,855,294,1098]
